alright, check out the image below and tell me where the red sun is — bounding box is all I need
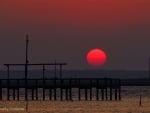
[86,49,107,67]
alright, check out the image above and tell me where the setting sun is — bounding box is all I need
[86,48,107,67]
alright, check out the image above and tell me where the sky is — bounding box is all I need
[0,0,150,70]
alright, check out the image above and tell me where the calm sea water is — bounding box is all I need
[0,70,148,79]
[0,86,150,113]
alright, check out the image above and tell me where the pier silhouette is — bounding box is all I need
[0,35,122,101]
[1,63,121,101]
[1,35,150,101]
[0,71,121,101]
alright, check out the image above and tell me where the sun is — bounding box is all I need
[86,48,107,67]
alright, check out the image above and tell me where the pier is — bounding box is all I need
[0,36,121,101]
[0,63,121,101]
[0,78,121,101]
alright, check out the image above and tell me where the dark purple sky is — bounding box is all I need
[0,0,150,70]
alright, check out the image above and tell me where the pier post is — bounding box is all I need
[32,89,34,100]
[78,88,81,101]
[104,78,107,100]
[119,80,121,100]
[65,89,68,101]
[78,79,81,101]
[96,80,99,100]
[60,79,63,101]
[13,89,15,100]
[85,89,88,101]
[90,88,92,101]
[119,87,121,100]
[36,88,38,100]
[0,88,3,100]
[0,80,2,100]
[115,88,118,100]
[105,79,108,100]
[96,88,99,101]
[17,80,19,101]
[43,89,45,100]
[25,85,27,101]
[49,89,52,100]
[7,65,10,101]
[60,88,63,101]
[54,88,57,100]
[101,89,104,101]
[90,80,92,101]
[69,88,72,101]
[69,79,72,101]
[35,80,38,100]
[105,88,108,100]
[0,88,2,100]
[110,79,112,100]
[17,88,19,101]
[7,88,10,101]
[110,88,112,100]
[54,79,57,101]
[42,65,45,100]
[25,83,27,101]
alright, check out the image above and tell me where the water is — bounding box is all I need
[0,70,148,79]
[0,86,150,113]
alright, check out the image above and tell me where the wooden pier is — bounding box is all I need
[0,78,121,101]
[0,36,121,101]
[0,63,122,101]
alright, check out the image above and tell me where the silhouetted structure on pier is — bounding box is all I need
[0,35,121,101]
[0,63,121,101]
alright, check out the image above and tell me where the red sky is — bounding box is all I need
[0,0,150,70]
[1,0,149,28]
